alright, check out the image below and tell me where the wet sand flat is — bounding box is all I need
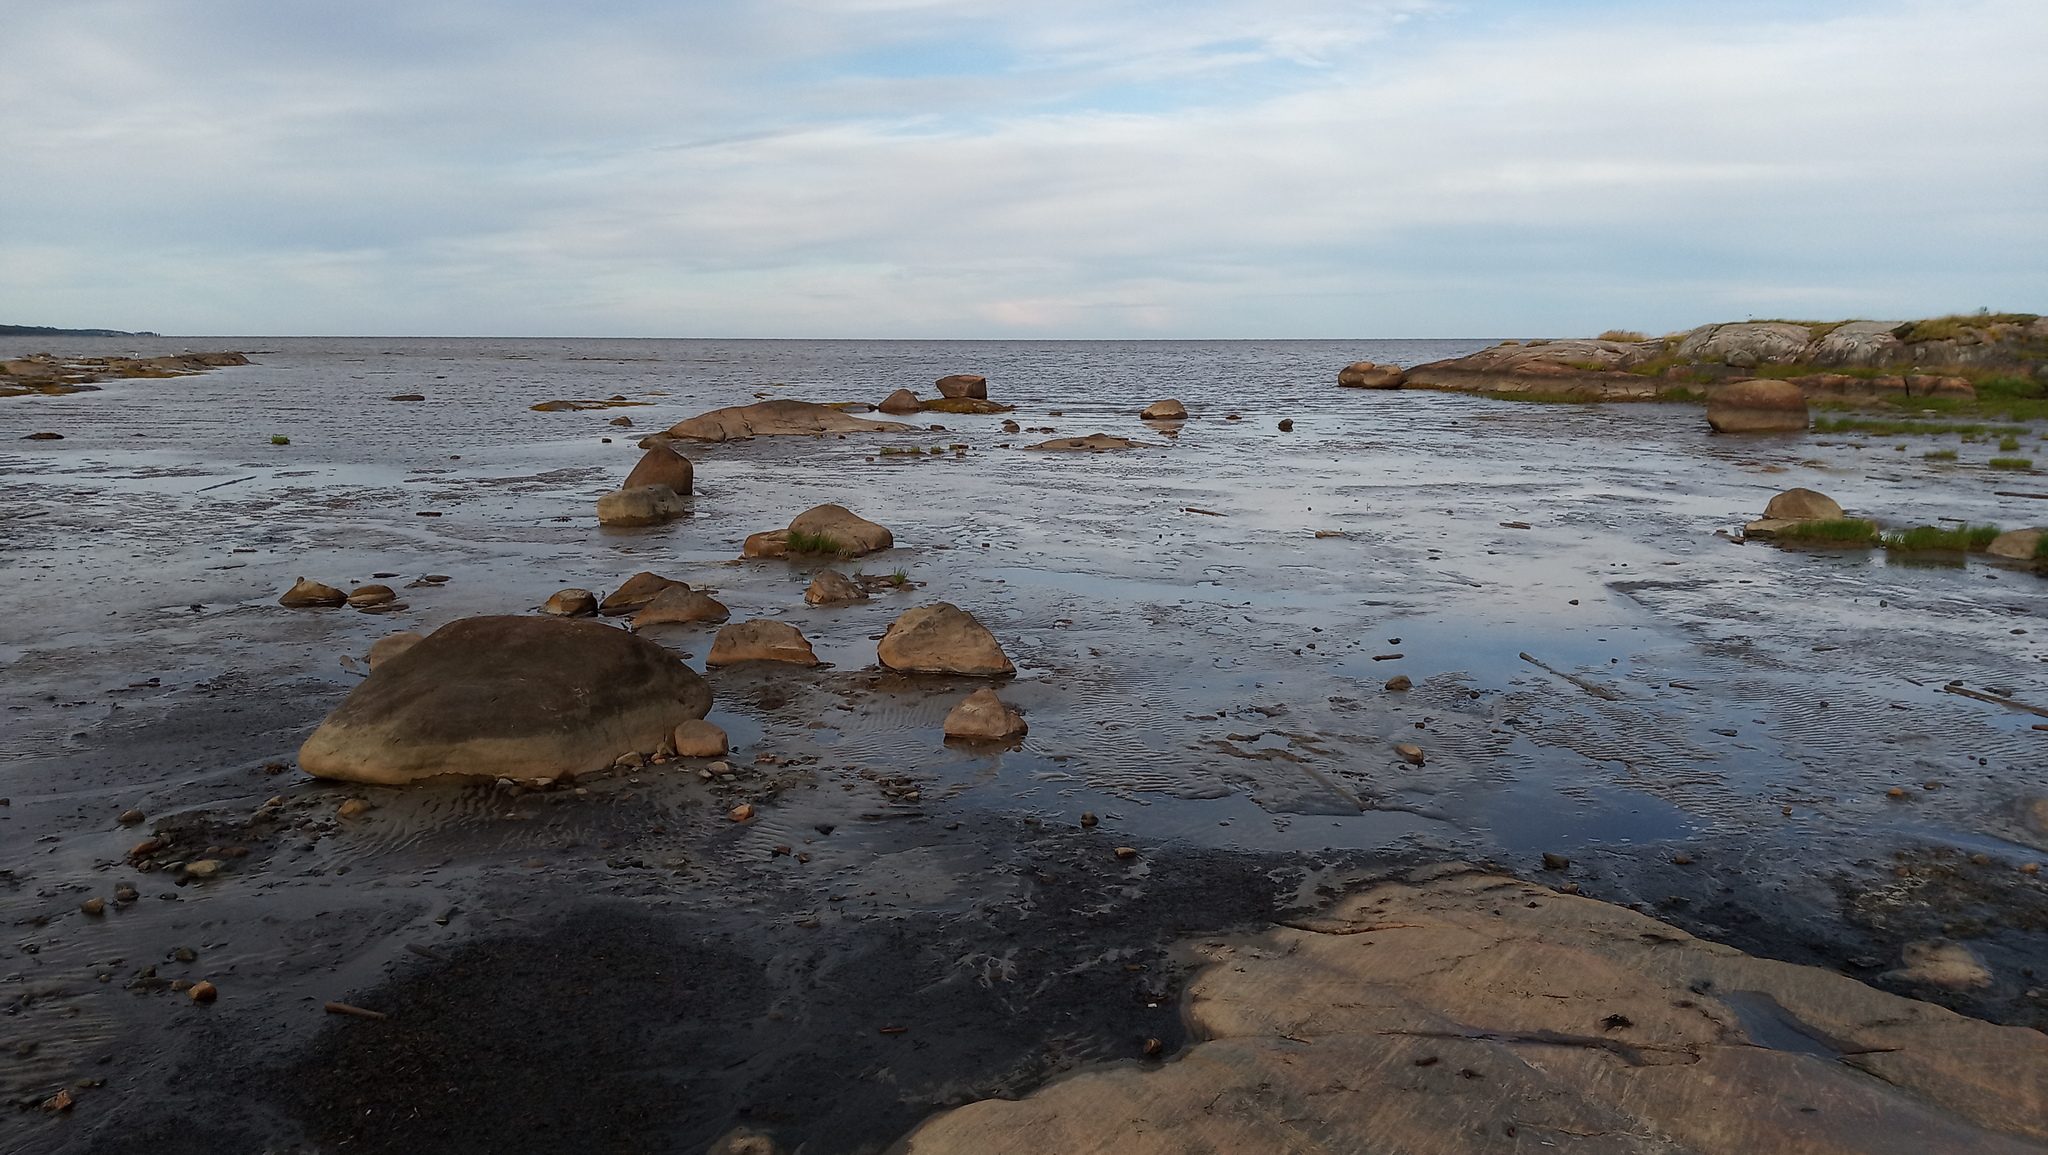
[4,337,2046,1151]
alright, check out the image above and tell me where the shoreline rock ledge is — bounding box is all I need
[903,863,2048,1155]
[299,616,712,785]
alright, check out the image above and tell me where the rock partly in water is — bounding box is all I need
[280,578,346,608]
[632,585,729,627]
[1140,399,1187,420]
[540,588,599,617]
[622,442,694,494]
[805,569,869,605]
[746,504,895,559]
[298,616,712,785]
[1707,378,1809,433]
[706,620,819,666]
[1026,434,1150,452]
[668,399,917,442]
[1891,940,1994,990]
[366,632,423,669]
[942,687,1027,741]
[597,484,688,527]
[878,388,922,415]
[935,374,988,400]
[1337,362,1406,388]
[671,718,729,757]
[878,604,1013,676]
[600,571,689,615]
[1744,487,1853,538]
[346,585,397,608]
[1988,527,2047,561]
[902,864,2048,1155]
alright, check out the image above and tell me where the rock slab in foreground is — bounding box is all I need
[904,865,2048,1155]
[878,604,1013,676]
[667,399,916,442]
[299,616,712,785]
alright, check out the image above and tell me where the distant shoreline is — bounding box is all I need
[0,323,158,337]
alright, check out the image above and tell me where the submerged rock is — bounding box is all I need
[942,687,1027,740]
[935,374,988,400]
[298,616,712,785]
[805,569,869,605]
[280,578,346,608]
[540,588,599,617]
[1140,399,1187,420]
[1026,434,1150,452]
[600,571,689,615]
[622,441,694,494]
[1891,940,1993,990]
[671,718,729,757]
[878,389,922,415]
[1337,362,1406,388]
[706,620,819,666]
[668,399,917,442]
[901,864,2048,1155]
[878,604,1013,676]
[366,632,423,669]
[597,484,688,527]
[1707,378,1809,433]
[633,586,729,627]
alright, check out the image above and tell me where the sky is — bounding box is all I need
[1,0,2043,338]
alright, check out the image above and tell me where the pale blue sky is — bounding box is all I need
[1,0,2041,337]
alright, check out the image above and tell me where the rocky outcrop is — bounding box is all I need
[632,586,729,627]
[1,350,250,398]
[1026,434,1151,451]
[878,604,1013,676]
[540,588,598,617]
[1337,362,1406,388]
[597,484,688,527]
[599,572,688,616]
[1988,528,2047,561]
[942,688,1027,740]
[668,399,917,442]
[706,620,818,666]
[670,718,728,757]
[1707,378,1808,433]
[878,389,922,415]
[804,569,868,605]
[279,578,346,608]
[621,441,693,494]
[745,504,894,559]
[1140,399,1187,420]
[299,616,712,785]
[935,374,988,399]
[904,864,2048,1155]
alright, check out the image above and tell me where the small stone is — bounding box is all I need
[1144,1037,1164,1057]
[805,569,868,606]
[182,859,224,878]
[80,897,106,915]
[1395,744,1425,766]
[709,761,731,773]
[114,883,138,903]
[188,980,218,1003]
[1887,787,1909,799]
[1080,812,1098,828]
[1671,854,1693,865]
[118,808,146,825]
[128,838,163,860]
[2023,863,2041,874]
[672,719,729,758]
[1384,675,1411,692]
[1278,419,1294,431]
[614,751,646,769]
[42,1089,74,1111]
[336,798,373,818]
[279,577,346,608]
[1114,846,1138,860]
[609,416,633,426]
[540,588,599,617]
[1542,853,1570,871]
[346,584,398,608]
[729,803,755,822]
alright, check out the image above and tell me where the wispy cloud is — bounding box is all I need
[0,0,2040,335]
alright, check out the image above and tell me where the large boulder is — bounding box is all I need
[280,578,345,608]
[1337,361,1406,388]
[621,442,694,494]
[599,571,689,615]
[935,374,988,400]
[878,604,1013,676]
[1707,378,1809,433]
[298,616,711,785]
[902,864,2048,1155]
[747,504,894,558]
[1988,528,2047,561]
[878,389,922,415]
[597,484,688,526]
[632,586,729,627]
[706,620,819,666]
[805,569,868,605]
[943,688,1027,740]
[1140,399,1187,420]
[668,399,916,442]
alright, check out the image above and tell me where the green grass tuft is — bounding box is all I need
[784,530,844,554]
[1989,458,2035,471]
[1596,330,1647,343]
[1881,523,2001,551]
[1923,449,1958,460]
[1777,519,1878,543]
[2037,535,2048,560]
[2000,436,2023,451]
[1813,417,2026,437]
[1893,313,2040,343]
[271,435,290,445]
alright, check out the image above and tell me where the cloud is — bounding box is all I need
[0,0,2041,335]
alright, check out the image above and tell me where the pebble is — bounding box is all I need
[118,808,146,825]
[188,981,218,1004]
[114,883,138,903]
[1080,812,1099,828]
[1114,846,1138,860]
[1887,787,1909,799]
[1671,854,1693,866]
[336,798,372,818]
[729,803,755,822]
[182,859,224,879]
[1384,675,1412,691]
[42,1089,74,1111]
[1395,744,1425,766]
[1277,419,1294,431]
[80,897,105,916]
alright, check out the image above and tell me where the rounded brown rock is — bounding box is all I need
[347,584,398,608]
[706,620,819,666]
[805,569,868,605]
[878,388,922,415]
[1140,399,1187,420]
[600,571,689,615]
[942,687,1028,741]
[279,578,346,608]
[633,586,729,628]
[672,718,729,757]
[622,442,694,495]
[878,604,1014,676]
[935,374,988,400]
[540,588,599,617]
